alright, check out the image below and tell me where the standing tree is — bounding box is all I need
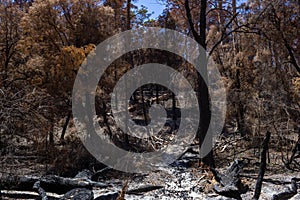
[18,0,116,144]
[0,0,23,86]
[182,0,213,167]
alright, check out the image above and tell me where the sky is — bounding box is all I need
[134,0,167,19]
[134,0,247,20]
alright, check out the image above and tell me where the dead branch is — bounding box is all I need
[0,191,57,200]
[271,178,298,200]
[126,185,164,195]
[116,181,128,200]
[285,131,300,169]
[33,181,48,200]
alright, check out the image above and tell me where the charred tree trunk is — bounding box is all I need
[199,0,206,48]
[156,84,159,104]
[199,0,214,168]
[60,111,71,141]
[172,92,176,121]
[49,123,54,145]
[252,131,271,200]
[102,101,113,139]
[141,88,149,125]
[127,0,131,31]
[48,106,55,145]
[218,0,224,26]
[123,0,133,145]
[0,175,108,195]
[235,68,247,137]
[184,0,214,168]
[212,160,248,199]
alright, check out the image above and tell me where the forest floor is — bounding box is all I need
[1,100,300,199]
[1,137,300,200]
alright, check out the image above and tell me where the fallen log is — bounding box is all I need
[271,178,298,200]
[33,179,94,200]
[0,174,108,194]
[60,188,93,200]
[94,185,164,200]
[1,190,60,200]
[126,185,164,195]
[212,159,248,200]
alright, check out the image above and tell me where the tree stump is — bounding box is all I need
[212,159,248,200]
